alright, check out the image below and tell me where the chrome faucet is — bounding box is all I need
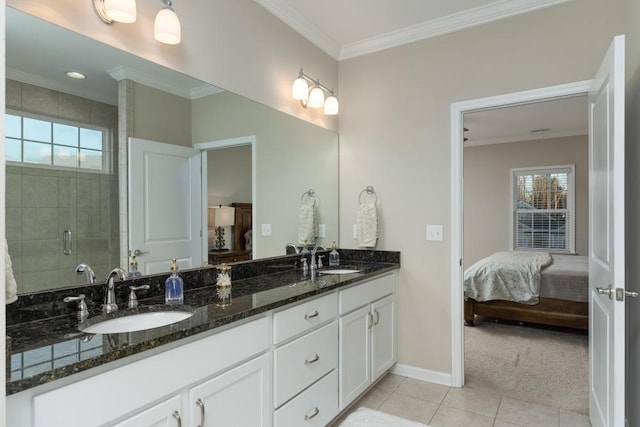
[75,263,97,284]
[286,243,301,254]
[103,268,128,313]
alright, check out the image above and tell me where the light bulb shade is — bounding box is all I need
[323,95,339,115]
[104,0,137,23]
[154,7,181,44]
[292,77,309,101]
[212,206,235,227]
[308,86,325,108]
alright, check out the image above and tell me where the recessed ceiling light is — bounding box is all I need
[65,71,87,80]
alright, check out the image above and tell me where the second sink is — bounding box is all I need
[79,306,195,334]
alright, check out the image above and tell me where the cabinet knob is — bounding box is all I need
[196,398,205,427]
[304,310,319,320]
[172,411,182,427]
[304,406,320,420]
[305,354,320,365]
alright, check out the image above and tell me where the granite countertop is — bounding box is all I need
[6,249,400,395]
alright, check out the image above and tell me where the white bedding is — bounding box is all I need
[464,251,553,305]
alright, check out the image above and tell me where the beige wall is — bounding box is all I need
[6,0,339,132]
[207,145,252,207]
[339,0,624,375]
[464,135,589,267]
[625,0,640,423]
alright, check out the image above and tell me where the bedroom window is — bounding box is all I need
[511,165,575,253]
[5,110,110,173]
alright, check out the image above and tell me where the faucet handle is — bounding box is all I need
[63,294,89,321]
[128,285,150,308]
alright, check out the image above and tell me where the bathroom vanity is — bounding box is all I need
[6,250,399,426]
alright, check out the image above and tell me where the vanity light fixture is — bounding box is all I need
[93,0,181,45]
[292,69,339,115]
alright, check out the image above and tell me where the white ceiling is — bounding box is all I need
[254,0,571,60]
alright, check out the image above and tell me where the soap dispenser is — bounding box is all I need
[329,241,340,267]
[165,258,184,305]
[127,251,142,279]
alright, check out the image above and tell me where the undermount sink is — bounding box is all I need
[79,306,195,334]
[318,269,361,275]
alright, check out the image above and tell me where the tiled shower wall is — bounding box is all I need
[6,79,120,293]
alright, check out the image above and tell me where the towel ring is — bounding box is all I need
[359,186,377,204]
[301,189,317,207]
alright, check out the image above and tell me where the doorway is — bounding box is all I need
[449,80,592,388]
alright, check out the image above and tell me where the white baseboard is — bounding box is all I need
[391,363,454,387]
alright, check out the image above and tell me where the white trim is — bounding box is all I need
[254,0,571,61]
[391,364,452,387]
[450,80,591,388]
[195,136,257,260]
[464,128,587,147]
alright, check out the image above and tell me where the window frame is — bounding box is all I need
[509,164,576,254]
[6,108,112,174]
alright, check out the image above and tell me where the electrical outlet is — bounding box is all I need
[426,225,443,241]
[318,224,326,238]
[261,224,272,236]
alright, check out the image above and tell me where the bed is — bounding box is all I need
[464,252,589,330]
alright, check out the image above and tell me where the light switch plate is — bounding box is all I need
[318,224,326,238]
[261,224,272,236]
[426,225,443,241]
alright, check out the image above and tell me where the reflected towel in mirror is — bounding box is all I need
[298,204,318,244]
[5,239,18,304]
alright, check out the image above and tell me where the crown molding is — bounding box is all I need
[340,0,571,60]
[464,128,587,147]
[256,0,571,61]
[107,66,222,100]
[253,0,341,59]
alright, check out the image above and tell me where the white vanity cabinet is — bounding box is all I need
[338,273,396,410]
[113,395,183,427]
[272,292,340,425]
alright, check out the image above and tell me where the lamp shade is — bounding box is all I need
[154,7,181,44]
[292,77,309,101]
[213,206,235,227]
[323,94,339,115]
[104,0,137,23]
[307,85,325,108]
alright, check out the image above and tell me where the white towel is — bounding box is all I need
[356,202,378,247]
[298,204,318,245]
[6,239,18,304]
[340,407,429,427]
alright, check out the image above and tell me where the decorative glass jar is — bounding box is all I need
[215,264,232,306]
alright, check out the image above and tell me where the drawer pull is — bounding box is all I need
[368,312,374,329]
[172,410,182,427]
[305,354,320,365]
[373,309,380,325]
[196,398,205,427]
[304,407,320,420]
[304,310,319,320]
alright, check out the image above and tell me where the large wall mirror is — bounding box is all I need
[6,7,339,295]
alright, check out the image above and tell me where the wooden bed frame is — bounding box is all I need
[464,297,588,330]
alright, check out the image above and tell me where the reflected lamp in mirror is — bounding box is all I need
[291,69,339,115]
[210,206,235,251]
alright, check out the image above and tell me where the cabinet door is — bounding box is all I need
[339,305,371,410]
[188,354,271,427]
[371,294,396,381]
[113,395,182,427]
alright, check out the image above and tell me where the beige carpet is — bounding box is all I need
[464,319,588,415]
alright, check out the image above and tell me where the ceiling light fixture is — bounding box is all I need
[93,0,181,45]
[65,71,87,80]
[291,69,339,115]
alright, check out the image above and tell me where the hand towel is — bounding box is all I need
[356,202,378,247]
[298,203,318,245]
[6,239,18,304]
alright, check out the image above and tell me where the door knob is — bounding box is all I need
[626,289,639,298]
[596,284,614,299]
[133,249,149,256]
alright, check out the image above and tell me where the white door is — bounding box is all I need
[588,35,627,427]
[339,305,371,409]
[129,138,202,274]
[113,395,182,427]
[371,294,396,381]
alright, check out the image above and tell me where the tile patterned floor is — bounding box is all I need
[332,374,591,427]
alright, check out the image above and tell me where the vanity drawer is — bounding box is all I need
[273,292,338,344]
[274,370,338,427]
[273,321,338,407]
[339,273,395,315]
